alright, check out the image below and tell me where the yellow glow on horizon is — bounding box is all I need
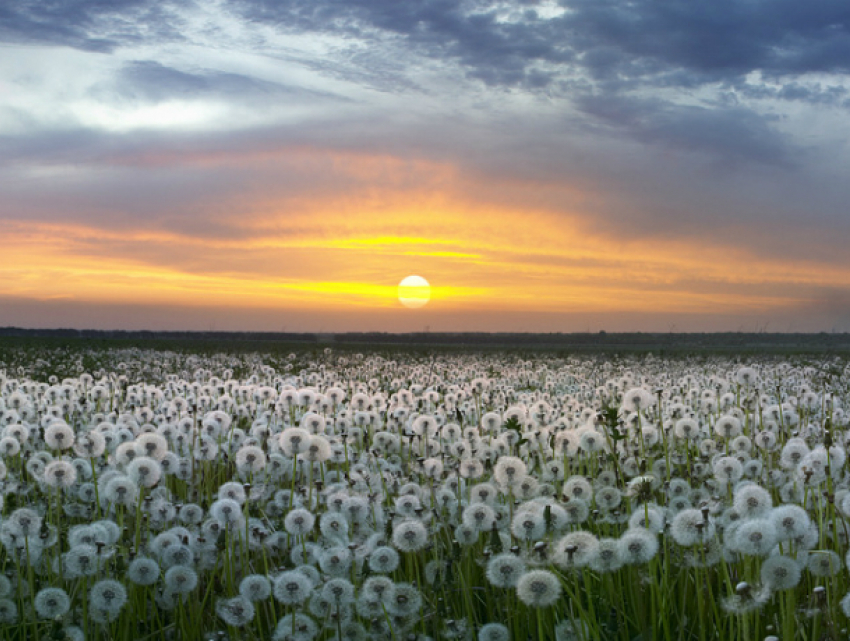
[3,141,850,327]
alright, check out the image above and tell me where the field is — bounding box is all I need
[0,337,849,640]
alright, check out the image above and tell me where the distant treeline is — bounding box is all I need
[1,327,850,354]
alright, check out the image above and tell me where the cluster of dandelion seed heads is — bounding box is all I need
[0,346,849,639]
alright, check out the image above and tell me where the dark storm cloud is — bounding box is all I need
[232,0,573,88]
[563,0,850,80]
[217,0,850,166]
[8,0,850,93]
[0,0,188,51]
[229,0,850,86]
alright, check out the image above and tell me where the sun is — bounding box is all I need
[398,275,431,309]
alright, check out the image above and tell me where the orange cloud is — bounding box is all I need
[3,147,850,328]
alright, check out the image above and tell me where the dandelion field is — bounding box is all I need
[1,340,849,640]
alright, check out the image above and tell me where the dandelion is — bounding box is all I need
[273,613,319,641]
[511,510,546,541]
[210,498,244,527]
[780,440,810,470]
[134,432,168,460]
[395,494,422,517]
[103,475,138,509]
[670,509,714,547]
[769,504,811,541]
[808,550,842,577]
[273,570,313,605]
[563,476,593,502]
[761,555,801,591]
[422,457,444,479]
[321,577,354,611]
[161,543,194,569]
[470,482,498,504]
[319,546,353,576]
[34,587,71,619]
[164,565,198,594]
[735,366,758,386]
[43,460,77,489]
[342,496,370,524]
[64,544,101,578]
[361,575,394,601]
[218,481,247,504]
[216,595,255,627]
[563,499,590,526]
[392,518,429,552]
[589,538,624,573]
[369,545,400,573]
[290,541,321,566]
[554,531,599,570]
[283,509,315,537]
[619,528,659,565]
[89,579,128,616]
[478,622,511,641]
[455,522,480,546]
[674,418,701,441]
[463,503,497,532]
[628,504,665,533]
[622,388,655,413]
[486,552,527,588]
[0,599,18,624]
[320,511,349,540]
[733,519,777,557]
[721,581,770,614]
[178,503,205,525]
[714,415,742,439]
[387,582,422,617]
[460,458,485,479]
[44,421,75,450]
[127,557,160,586]
[516,569,562,607]
[279,427,311,457]
[7,507,41,537]
[0,436,20,457]
[595,486,622,511]
[713,456,743,484]
[733,484,772,519]
[493,456,527,488]
[127,456,162,488]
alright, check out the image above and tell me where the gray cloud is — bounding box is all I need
[0,0,188,51]
[102,60,353,104]
[573,93,795,168]
[227,0,850,86]
[3,0,850,294]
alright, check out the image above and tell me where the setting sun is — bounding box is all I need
[398,275,431,309]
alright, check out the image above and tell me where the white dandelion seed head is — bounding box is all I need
[732,519,777,557]
[216,595,255,627]
[89,579,128,615]
[618,527,660,565]
[516,569,562,607]
[486,552,527,588]
[34,587,71,620]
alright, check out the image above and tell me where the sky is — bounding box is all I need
[2,0,850,333]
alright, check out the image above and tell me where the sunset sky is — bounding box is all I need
[3,0,850,332]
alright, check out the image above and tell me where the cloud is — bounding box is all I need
[0,0,186,52]
[105,60,349,104]
[3,0,850,332]
[573,93,795,168]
